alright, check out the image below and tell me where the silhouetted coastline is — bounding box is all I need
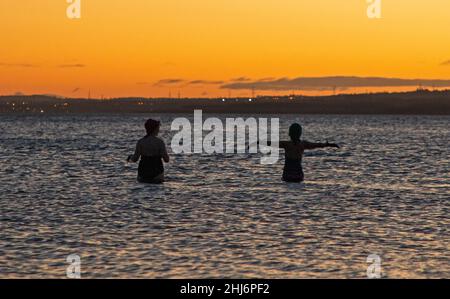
[1,89,449,115]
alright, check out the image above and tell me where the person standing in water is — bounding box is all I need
[127,119,170,184]
[280,123,339,182]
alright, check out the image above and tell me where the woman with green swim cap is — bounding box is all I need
[280,123,339,182]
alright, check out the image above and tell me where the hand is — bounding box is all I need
[326,141,340,148]
[127,155,133,162]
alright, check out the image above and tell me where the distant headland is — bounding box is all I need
[1,89,449,115]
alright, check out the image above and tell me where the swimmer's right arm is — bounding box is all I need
[162,150,170,163]
[127,141,141,163]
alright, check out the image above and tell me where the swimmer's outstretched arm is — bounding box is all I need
[250,140,339,149]
[250,140,302,148]
[303,141,339,150]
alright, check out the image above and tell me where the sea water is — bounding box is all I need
[0,114,448,278]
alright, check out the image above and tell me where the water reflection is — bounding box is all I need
[0,114,448,278]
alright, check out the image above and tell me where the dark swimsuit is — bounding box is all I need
[282,158,304,183]
[138,156,164,184]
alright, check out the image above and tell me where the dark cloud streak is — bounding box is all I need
[153,79,225,86]
[153,79,185,86]
[188,80,224,85]
[58,64,86,68]
[0,62,38,68]
[221,76,450,91]
[230,77,252,82]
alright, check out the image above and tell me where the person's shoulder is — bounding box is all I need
[137,136,147,143]
[300,140,314,149]
[153,136,166,146]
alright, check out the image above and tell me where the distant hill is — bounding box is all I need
[1,90,449,115]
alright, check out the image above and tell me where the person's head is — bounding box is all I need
[145,119,161,136]
[289,123,302,143]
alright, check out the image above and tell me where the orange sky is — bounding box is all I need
[1,0,450,98]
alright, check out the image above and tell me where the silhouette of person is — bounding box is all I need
[280,123,339,182]
[127,119,170,184]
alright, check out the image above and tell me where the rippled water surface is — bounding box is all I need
[0,114,449,278]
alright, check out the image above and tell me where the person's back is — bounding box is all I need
[136,135,166,157]
[280,123,339,183]
[281,140,306,182]
[127,119,170,184]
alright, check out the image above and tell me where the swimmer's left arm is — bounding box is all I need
[162,144,170,163]
[159,140,170,163]
[303,141,339,150]
[325,141,339,148]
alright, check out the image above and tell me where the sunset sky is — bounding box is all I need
[1,0,450,98]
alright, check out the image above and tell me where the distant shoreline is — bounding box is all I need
[1,89,450,115]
